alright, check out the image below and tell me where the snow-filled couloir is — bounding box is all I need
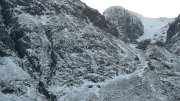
[137,17,174,43]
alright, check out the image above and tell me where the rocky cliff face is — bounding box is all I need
[166,15,180,43]
[166,15,180,55]
[0,0,180,101]
[103,6,144,40]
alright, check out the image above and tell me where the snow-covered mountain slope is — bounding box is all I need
[0,0,180,101]
[137,17,174,43]
[59,44,180,101]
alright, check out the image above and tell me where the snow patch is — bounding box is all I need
[137,17,174,43]
[0,57,30,81]
[18,14,50,28]
[57,81,102,101]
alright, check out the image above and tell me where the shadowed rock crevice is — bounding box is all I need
[166,14,180,55]
[166,15,180,43]
[38,81,57,101]
[82,7,118,36]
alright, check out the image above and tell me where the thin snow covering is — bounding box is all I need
[57,43,180,101]
[56,40,180,101]
[0,87,46,101]
[57,41,146,101]
[62,46,180,101]
[0,93,32,101]
[165,15,180,55]
[103,6,144,39]
[147,44,180,64]
[103,6,139,22]
[0,57,30,81]
[137,17,174,43]
[0,0,141,100]
[170,40,180,54]
[0,0,180,100]
[58,84,100,101]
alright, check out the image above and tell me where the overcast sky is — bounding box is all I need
[81,0,180,18]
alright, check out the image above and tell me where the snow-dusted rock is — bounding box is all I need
[166,15,180,55]
[0,0,180,101]
[0,0,136,100]
[166,15,180,43]
[62,44,180,101]
[103,6,144,39]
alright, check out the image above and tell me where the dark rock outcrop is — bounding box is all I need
[166,15,180,55]
[0,12,14,57]
[103,6,144,39]
[82,7,118,36]
[166,15,180,44]
[38,81,57,101]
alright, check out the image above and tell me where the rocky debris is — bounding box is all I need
[103,6,144,39]
[62,45,180,101]
[136,39,151,50]
[1,82,25,96]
